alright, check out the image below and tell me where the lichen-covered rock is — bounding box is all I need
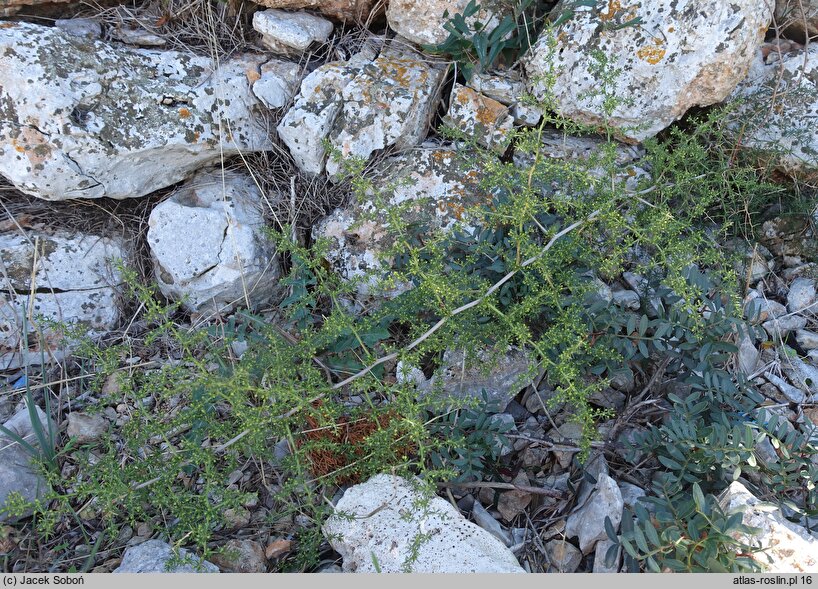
[445,84,513,152]
[209,539,267,573]
[525,0,771,142]
[252,0,383,22]
[728,46,818,179]
[0,404,54,523]
[386,0,508,46]
[322,474,525,573]
[719,481,818,572]
[278,45,444,176]
[0,228,126,369]
[314,146,487,298]
[147,169,279,314]
[325,46,446,176]
[252,9,333,53]
[0,21,272,201]
[114,539,219,573]
[402,346,537,412]
[775,0,818,41]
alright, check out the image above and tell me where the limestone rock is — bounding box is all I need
[66,412,108,444]
[314,146,488,298]
[727,46,818,179]
[445,84,513,153]
[147,169,279,314]
[324,47,446,176]
[788,277,817,314]
[322,474,525,573]
[209,539,267,573]
[775,0,818,41]
[0,228,125,369]
[497,472,532,522]
[252,59,303,109]
[252,9,333,53]
[113,539,219,573]
[0,405,53,523]
[719,481,818,572]
[525,0,771,142]
[252,0,383,23]
[54,18,102,40]
[386,0,508,47]
[565,473,623,554]
[0,21,272,201]
[544,539,582,573]
[279,45,444,176]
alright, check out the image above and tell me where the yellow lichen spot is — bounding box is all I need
[599,0,622,22]
[653,36,663,45]
[179,107,191,119]
[636,45,666,65]
[246,69,261,84]
[667,26,675,33]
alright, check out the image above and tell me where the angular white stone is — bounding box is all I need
[728,46,818,178]
[526,0,771,142]
[788,277,817,313]
[719,481,818,572]
[565,473,623,554]
[252,59,302,109]
[386,0,507,46]
[0,22,272,201]
[252,9,333,53]
[445,84,513,152]
[147,169,279,314]
[322,474,525,573]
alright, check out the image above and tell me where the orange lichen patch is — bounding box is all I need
[667,26,675,33]
[17,126,51,167]
[0,23,16,29]
[178,107,191,119]
[636,45,666,65]
[599,0,622,21]
[193,131,200,141]
[246,69,261,84]
[298,402,413,485]
[378,58,417,88]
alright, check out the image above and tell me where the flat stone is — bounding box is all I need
[611,288,640,310]
[54,18,101,39]
[0,229,126,369]
[322,474,525,572]
[471,500,513,547]
[526,0,771,142]
[252,0,383,22]
[565,473,623,554]
[593,539,620,573]
[0,21,271,201]
[544,539,582,573]
[0,405,53,523]
[796,329,818,350]
[252,9,333,53]
[788,277,818,314]
[617,482,646,510]
[496,472,532,522]
[66,412,108,443]
[719,482,818,572]
[209,539,266,573]
[763,315,808,340]
[113,539,219,573]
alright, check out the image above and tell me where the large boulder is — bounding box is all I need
[278,44,445,176]
[525,0,771,142]
[0,404,54,523]
[313,146,487,299]
[726,45,818,179]
[323,474,525,573]
[719,482,818,572]
[386,0,509,47]
[0,228,126,369]
[0,21,272,201]
[147,169,279,314]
